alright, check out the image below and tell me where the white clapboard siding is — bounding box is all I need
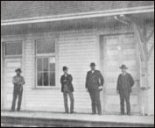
[58,30,98,112]
[23,39,64,112]
[2,28,152,114]
[21,30,98,113]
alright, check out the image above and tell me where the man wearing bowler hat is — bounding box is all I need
[11,68,25,111]
[117,64,134,115]
[60,66,74,114]
[85,62,104,115]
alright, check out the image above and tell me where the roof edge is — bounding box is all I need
[1,5,154,26]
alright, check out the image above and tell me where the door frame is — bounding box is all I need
[99,33,141,114]
[1,39,24,110]
[3,58,22,110]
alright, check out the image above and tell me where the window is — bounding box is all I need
[37,57,55,86]
[5,41,22,56]
[36,39,55,54]
[36,39,56,87]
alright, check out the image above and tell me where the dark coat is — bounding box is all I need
[13,75,25,86]
[85,70,104,91]
[60,74,74,92]
[117,73,134,95]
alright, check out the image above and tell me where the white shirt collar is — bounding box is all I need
[91,70,95,73]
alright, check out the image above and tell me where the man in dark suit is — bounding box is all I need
[86,63,104,115]
[61,66,74,114]
[11,68,25,112]
[117,64,134,115]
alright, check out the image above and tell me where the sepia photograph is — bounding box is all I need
[1,1,154,127]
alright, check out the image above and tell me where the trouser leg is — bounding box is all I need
[63,93,69,113]
[17,88,23,111]
[68,92,74,113]
[95,90,102,115]
[89,91,96,114]
[125,94,131,115]
[11,88,18,111]
[120,94,125,114]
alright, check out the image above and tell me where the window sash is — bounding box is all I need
[35,39,55,55]
[4,41,23,57]
[36,57,56,87]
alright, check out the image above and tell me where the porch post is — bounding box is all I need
[1,42,4,109]
[132,21,154,115]
[119,15,154,115]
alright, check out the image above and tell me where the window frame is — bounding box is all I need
[4,41,23,58]
[35,39,57,89]
[35,38,56,55]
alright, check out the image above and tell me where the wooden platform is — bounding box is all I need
[1,111,154,127]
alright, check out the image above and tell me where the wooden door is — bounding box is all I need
[100,34,140,114]
[4,59,22,110]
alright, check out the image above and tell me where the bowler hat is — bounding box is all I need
[15,68,22,72]
[120,64,128,69]
[63,66,68,71]
[90,62,96,66]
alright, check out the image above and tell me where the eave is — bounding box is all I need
[1,5,154,26]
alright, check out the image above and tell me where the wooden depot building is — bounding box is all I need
[1,1,154,115]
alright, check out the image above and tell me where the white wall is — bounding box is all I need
[5,29,99,113]
[1,24,154,115]
[58,29,99,112]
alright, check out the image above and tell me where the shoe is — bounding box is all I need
[127,113,131,116]
[92,113,96,115]
[98,113,102,115]
[121,113,125,115]
[10,110,15,112]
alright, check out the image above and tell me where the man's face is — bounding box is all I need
[121,68,126,73]
[90,65,95,70]
[63,69,68,74]
[16,71,21,76]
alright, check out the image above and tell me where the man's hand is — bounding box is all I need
[20,85,23,92]
[98,86,103,91]
[86,88,88,92]
[117,90,119,94]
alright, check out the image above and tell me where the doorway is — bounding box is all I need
[4,58,22,110]
[100,33,140,114]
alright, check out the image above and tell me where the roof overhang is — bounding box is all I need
[1,5,154,26]
[1,5,154,35]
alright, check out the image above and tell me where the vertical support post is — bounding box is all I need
[123,15,154,115]
[1,42,4,109]
[132,22,150,115]
[132,23,149,89]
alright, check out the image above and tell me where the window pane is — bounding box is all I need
[37,58,42,71]
[36,39,55,54]
[37,57,56,87]
[5,41,22,55]
[43,72,49,86]
[38,72,43,86]
[43,58,49,71]
[50,72,55,86]
[49,57,55,72]
[50,63,55,72]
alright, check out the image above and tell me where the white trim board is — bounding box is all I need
[1,6,154,26]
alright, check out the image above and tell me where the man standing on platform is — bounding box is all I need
[11,68,25,112]
[61,66,74,114]
[117,64,134,115]
[86,63,104,115]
